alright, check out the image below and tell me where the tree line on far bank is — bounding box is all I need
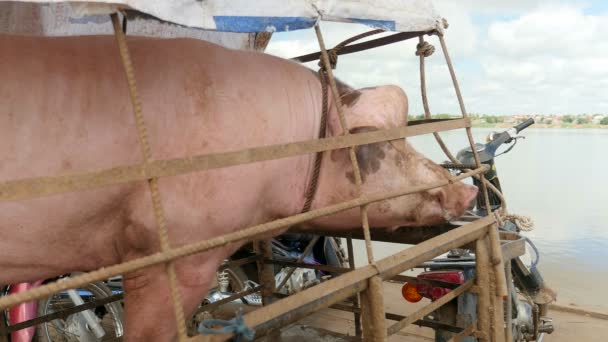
[410,113,608,126]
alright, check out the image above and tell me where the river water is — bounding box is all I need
[350,127,608,312]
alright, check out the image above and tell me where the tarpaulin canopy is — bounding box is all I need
[3,0,443,33]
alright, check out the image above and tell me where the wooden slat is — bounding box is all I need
[189,217,493,341]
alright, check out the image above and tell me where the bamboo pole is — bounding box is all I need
[475,236,492,342]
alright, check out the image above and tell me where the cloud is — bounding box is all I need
[265,2,608,115]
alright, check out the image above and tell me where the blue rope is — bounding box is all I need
[198,308,255,342]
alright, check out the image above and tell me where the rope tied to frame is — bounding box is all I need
[198,309,255,342]
[318,49,339,70]
[494,211,535,232]
[415,41,435,57]
[301,29,385,213]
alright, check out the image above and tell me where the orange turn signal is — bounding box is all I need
[401,282,423,303]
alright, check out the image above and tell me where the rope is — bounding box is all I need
[300,71,327,213]
[316,29,385,70]
[415,41,435,57]
[198,309,255,342]
[301,29,384,213]
[314,25,376,266]
[109,13,188,340]
[418,35,506,211]
[496,212,535,232]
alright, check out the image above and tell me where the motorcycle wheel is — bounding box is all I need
[35,282,123,342]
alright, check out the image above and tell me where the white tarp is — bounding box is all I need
[2,0,443,33]
[0,2,255,50]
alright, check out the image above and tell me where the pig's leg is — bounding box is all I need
[121,252,224,341]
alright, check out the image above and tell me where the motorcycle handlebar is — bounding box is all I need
[514,118,535,133]
[487,118,535,152]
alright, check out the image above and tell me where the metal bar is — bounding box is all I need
[275,236,320,292]
[292,31,431,63]
[194,286,261,315]
[475,235,491,342]
[447,325,476,342]
[218,254,262,271]
[257,241,276,307]
[385,313,463,334]
[109,13,186,340]
[314,24,386,340]
[418,36,460,166]
[417,34,506,209]
[0,118,470,202]
[191,217,493,341]
[264,259,350,274]
[0,166,487,310]
[5,293,123,334]
[387,280,474,335]
[438,26,492,215]
[292,223,458,245]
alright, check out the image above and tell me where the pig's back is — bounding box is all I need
[0,34,320,178]
[0,35,320,281]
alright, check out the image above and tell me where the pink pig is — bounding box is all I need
[0,35,476,341]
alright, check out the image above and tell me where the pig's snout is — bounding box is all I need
[443,183,478,222]
[464,184,478,208]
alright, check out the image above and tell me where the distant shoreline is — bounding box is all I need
[471,122,608,129]
[411,114,608,129]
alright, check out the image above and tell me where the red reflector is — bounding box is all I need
[418,270,465,284]
[415,270,465,301]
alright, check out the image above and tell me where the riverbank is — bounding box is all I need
[471,122,608,129]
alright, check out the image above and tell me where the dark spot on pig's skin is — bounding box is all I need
[377,200,391,214]
[344,127,387,184]
[61,160,73,171]
[345,171,358,184]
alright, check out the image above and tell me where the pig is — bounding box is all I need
[0,34,477,341]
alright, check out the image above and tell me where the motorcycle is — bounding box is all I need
[2,274,123,342]
[200,234,347,310]
[401,118,556,341]
[2,235,346,341]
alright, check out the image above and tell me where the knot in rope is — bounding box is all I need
[416,41,435,57]
[318,48,339,70]
[198,309,255,342]
[495,211,535,232]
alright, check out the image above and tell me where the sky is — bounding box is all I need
[264,1,608,116]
